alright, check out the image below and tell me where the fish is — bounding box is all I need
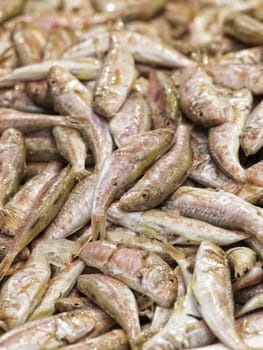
[29,259,85,320]
[208,88,253,183]
[77,273,141,349]
[0,310,96,350]
[232,261,263,292]
[25,80,53,110]
[43,172,97,239]
[226,247,257,278]
[164,186,263,243]
[0,166,76,280]
[0,83,47,113]
[43,27,76,61]
[79,240,177,307]
[93,26,137,119]
[52,126,88,178]
[189,127,240,191]
[48,65,113,170]
[0,128,26,205]
[108,202,249,246]
[12,21,46,66]
[246,160,263,187]
[0,58,101,87]
[109,91,151,147]
[143,282,215,350]
[179,67,228,127]
[2,161,62,236]
[205,64,263,95]
[147,69,181,130]
[0,108,82,134]
[25,131,62,162]
[55,329,129,350]
[91,128,174,240]
[223,13,263,45]
[241,100,263,156]
[236,290,263,317]
[0,247,50,330]
[192,241,250,350]
[119,119,193,210]
[0,0,24,25]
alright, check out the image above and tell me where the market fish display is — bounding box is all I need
[1,1,263,349]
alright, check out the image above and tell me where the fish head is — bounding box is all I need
[47,65,75,95]
[119,182,160,211]
[142,263,178,308]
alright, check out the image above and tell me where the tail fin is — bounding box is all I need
[91,213,107,241]
[0,253,16,282]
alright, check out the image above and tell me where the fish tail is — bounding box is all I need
[159,241,186,263]
[0,253,16,281]
[64,115,84,130]
[72,167,92,181]
[91,213,107,241]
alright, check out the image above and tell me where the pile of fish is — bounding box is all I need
[1,0,263,349]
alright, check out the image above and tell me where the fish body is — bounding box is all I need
[91,128,174,239]
[119,119,193,210]
[79,240,177,307]
[192,241,249,350]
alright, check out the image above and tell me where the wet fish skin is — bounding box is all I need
[246,160,263,187]
[143,282,215,350]
[189,127,239,191]
[25,80,54,110]
[79,240,177,308]
[52,126,88,178]
[241,100,263,156]
[0,235,29,262]
[0,0,24,25]
[0,107,82,134]
[165,186,263,242]
[119,119,193,211]
[0,83,47,113]
[55,329,129,350]
[212,46,263,65]
[0,310,96,350]
[12,21,46,66]
[0,58,101,87]
[147,70,181,130]
[0,248,50,330]
[224,13,263,45]
[226,247,257,279]
[179,67,227,127]
[48,65,113,170]
[62,30,110,60]
[43,27,76,61]
[192,241,250,350]
[232,261,263,292]
[0,166,76,280]
[25,132,62,162]
[108,202,249,246]
[205,64,263,95]
[44,172,97,240]
[236,290,263,317]
[2,161,62,236]
[91,128,174,240]
[0,128,26,206]
[77,273,141,348]
[29,259,85,320]
[208,105,250,183]
[93,28,137,119]
[110,91,151,147]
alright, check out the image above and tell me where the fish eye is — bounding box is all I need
[141,191,148,198]
[49,79,57,86]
